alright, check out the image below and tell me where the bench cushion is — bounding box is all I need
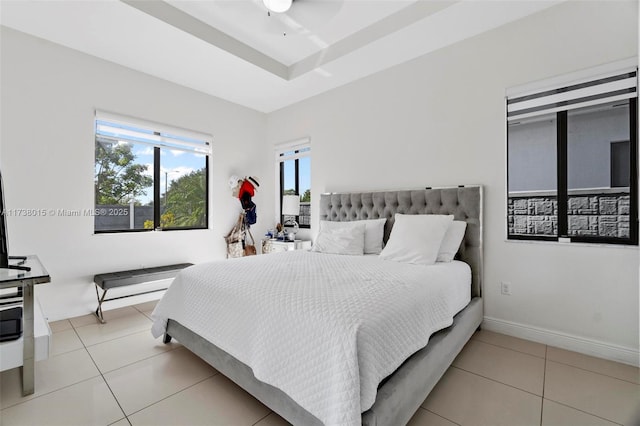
[94,263,193,290]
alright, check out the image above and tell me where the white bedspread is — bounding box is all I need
[151,251,470,426]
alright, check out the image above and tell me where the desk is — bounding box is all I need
[0,255,50,396]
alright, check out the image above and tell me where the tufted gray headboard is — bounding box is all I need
[319,186,483,297]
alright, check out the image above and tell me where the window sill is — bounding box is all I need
[504,238,638,250]
[94,227,209,235]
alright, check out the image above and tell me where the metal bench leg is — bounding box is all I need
[94,284,108,324]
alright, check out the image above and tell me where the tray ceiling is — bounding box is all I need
[0,0,563,112]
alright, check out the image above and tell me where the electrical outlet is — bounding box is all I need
[500,281,512,296]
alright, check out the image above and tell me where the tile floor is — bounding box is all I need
[1,302,638,426]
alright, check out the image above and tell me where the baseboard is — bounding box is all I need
[482,316,639,367]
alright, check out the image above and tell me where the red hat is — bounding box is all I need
[238,179,255,200]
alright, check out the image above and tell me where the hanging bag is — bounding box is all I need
[225,213,246,258]
[245,203,257,225]
[244,226,257,256]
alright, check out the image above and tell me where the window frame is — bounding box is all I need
[94,111,211,234]
[275,138,311,230]
[506,63,638,246]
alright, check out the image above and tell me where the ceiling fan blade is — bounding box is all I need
[259,0,344,35]
[287,0,344,32]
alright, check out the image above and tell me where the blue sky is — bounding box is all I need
[129,143,308,204]
[133,145,206,204]
[283,156,311,197]
[96,120,208,205]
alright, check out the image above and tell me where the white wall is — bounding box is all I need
[0,27,270,320]
[266,1,639,363]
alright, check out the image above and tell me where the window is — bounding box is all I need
[276,139,311,228]
[507,64,638,245]
[94,112,211,233]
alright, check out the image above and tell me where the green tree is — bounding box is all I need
[144,211,175,229]
[282,189,310,202]
[164,169,207,227]
[95,140,152,205]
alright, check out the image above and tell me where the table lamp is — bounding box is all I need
[282,195,300,238]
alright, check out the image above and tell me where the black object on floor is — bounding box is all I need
[0,306,23,341]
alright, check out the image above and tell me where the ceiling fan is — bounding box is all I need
[263,0,294,14]
[259,0,344,36]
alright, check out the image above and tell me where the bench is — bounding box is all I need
[93,263,193,323]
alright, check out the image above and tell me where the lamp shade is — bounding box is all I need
[263,0,292,13]
[282,195,300,216]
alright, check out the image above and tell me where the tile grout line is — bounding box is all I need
[69,308,199,424]
[71,309,168,422]
[0,374,102,411]
[70,310,152,328]
[123,373,219,419]
[1,325,102,411]
[3,305,168,421]
[68,306,141,328]
[474,334,639,385]
[542,397,625,426]
[540,345,547,426]
[69,305,152,326]
[47,319,636,426]
[544,358,640,385]
[72,304,244,423]
[451,366,543,399]
[72,321,155,348]
[251,411,273,426]
[69,304,173,425]
[12,323,634,425]
[83,331,183,375]
[91,346,183,376]
[108,416,132,426]
[132,304,156,319]
[424,407,462,426]
[71,323,131,424]
[543,346,627,426]
[451,342,632,426]
[472,335,546,359]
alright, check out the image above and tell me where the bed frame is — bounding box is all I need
[164,186,483,425]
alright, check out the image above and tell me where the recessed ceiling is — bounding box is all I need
[0,0,563,113]
[166,0,414,66]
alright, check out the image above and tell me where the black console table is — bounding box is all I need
[0,255,50,396]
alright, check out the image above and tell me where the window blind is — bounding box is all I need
[275,137,311,161]
[507,65,638,122]
[95,111,212,154]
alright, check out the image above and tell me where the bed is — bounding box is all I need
[151,186,483,425]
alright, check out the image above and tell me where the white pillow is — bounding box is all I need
[320,218,386,254]
[437,221,467,263]
[379,214,453,265]
[312,222,366,255]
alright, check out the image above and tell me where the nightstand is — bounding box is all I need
[261,239,312,254]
